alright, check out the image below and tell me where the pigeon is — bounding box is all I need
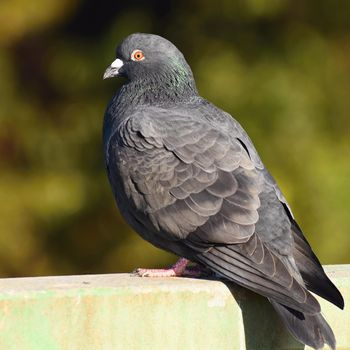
[103,33,344,349]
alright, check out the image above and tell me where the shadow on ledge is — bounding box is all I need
[224,281,305,350]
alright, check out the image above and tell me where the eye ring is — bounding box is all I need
[131,49,145,61]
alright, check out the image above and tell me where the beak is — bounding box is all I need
[103,58,124,79]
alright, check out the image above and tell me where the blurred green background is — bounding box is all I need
[0,0,349,277]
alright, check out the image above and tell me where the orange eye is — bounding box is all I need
[131,49,145,61]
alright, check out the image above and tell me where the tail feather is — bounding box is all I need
[270,299,336,350]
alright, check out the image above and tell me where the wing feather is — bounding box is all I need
[108,108,321,315]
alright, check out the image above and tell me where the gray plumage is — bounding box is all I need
[103,33,343,349]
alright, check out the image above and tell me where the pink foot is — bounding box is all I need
[134,258,212,278]
[135,257,189,277]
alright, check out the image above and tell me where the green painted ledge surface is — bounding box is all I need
[0,265,348,350]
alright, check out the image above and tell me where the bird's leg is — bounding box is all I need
[135,257,191,277]
[135,258,212,277]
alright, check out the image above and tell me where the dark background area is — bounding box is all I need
[0,0,349,277]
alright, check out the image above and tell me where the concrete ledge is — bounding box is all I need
[0,265,348,350]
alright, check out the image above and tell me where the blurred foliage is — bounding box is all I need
[0,0,349,277]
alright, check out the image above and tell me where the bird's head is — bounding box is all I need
[103,33,196,94]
